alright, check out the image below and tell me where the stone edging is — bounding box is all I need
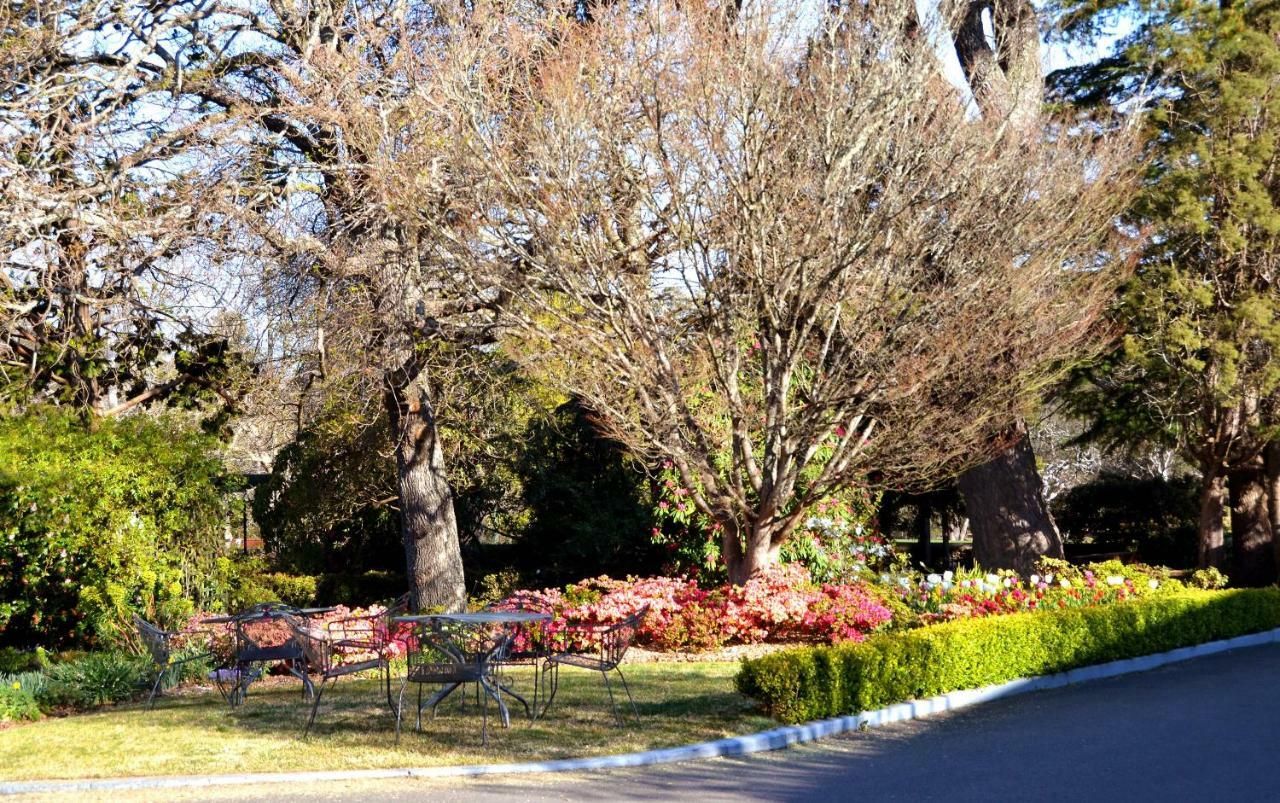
[4,627,1278,796]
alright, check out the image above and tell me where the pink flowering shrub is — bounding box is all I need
[496,565,894,651]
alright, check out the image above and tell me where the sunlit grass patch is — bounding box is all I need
[0,662,769,781]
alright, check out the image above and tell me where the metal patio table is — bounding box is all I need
[201,604,338,707]
[392,611,551,744]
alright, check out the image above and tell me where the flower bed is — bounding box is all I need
[496,565,895,652]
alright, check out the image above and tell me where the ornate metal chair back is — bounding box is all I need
[235,607,298,659]
[600,605,649,670]
[133,614,171,667]
[283,614,333,674]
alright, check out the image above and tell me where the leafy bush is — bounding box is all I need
[316,570,406,608]
[0,683,41,722]
[41,652,150,710]
[214,555,318,609]
[1189,567,1229,589]
[0,671,45,704]
[736,588,1280,723]
[0,408,239,647]
[0,647,46,674]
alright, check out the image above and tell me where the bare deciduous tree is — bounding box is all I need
[1,1,242,424]
[466,0,1135,581]
[167,1,522,610]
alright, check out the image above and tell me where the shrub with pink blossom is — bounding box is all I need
[496,565,894,651]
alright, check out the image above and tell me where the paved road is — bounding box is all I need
[36,643,1280,802]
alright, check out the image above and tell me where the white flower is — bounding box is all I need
[898,577,911,588]
[1060,579,1071,588]
[943,570,954,582]
[880,574,891,583]
[942,582,954,592]
[1148,579,1159,589]
[1029,574,1040,585]
[1003,578,1013,588]
[985,574,999,584]
[927,574,942,584]
[1044,574,1054,584]
[1106,576,1124,586]
[960,579,971,588]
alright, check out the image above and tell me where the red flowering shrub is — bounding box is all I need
[497,565,894,651]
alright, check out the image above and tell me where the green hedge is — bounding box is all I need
[736,589,1280,724]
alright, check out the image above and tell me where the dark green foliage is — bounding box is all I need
[1052,474,1200,567]
[737,589,1280,723]
[254,354,565,579]
[1053,1,1280,528]
[256,394,663,588]
[253,406,402,575]
[0,647,47,674]
[315,570,407,607]
[214,555,319,610]
[41,652,150,710]
[0,408,239,648]
[514,400,662,585]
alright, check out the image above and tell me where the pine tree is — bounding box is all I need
[1055,0,1280,583]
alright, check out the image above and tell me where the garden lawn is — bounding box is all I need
[0,662,767,782]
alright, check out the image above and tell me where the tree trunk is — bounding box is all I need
[957,423,1064,575]
[722,520,780,586]
[1266,441,1280,577]
[939,508,967,571]
[913,500,933,568]
[1197,469,1227,569]
[1229,455,1277,587]
[387,378,466,612]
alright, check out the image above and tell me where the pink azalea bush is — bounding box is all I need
[494,564,895,652]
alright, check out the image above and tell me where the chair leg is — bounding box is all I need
[395,680,411,745]
[303,676,330,738]
[383,661,394,712]
[146,666,166,710]
[539,661,560,719]
[531,660,540,721]
[481,679,488,747]
[601,668,621,726]
[614,665,639,719]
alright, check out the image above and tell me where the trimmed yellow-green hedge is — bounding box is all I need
[736,588,1280,723]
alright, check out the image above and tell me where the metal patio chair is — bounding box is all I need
[395,616,515,746]
[132,614,213,710]
[482,600,551,718]
[540,605,649,726]
[225,602,307,706]
[284,613,387,737]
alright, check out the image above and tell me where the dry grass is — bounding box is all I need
[0,662,769,782]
